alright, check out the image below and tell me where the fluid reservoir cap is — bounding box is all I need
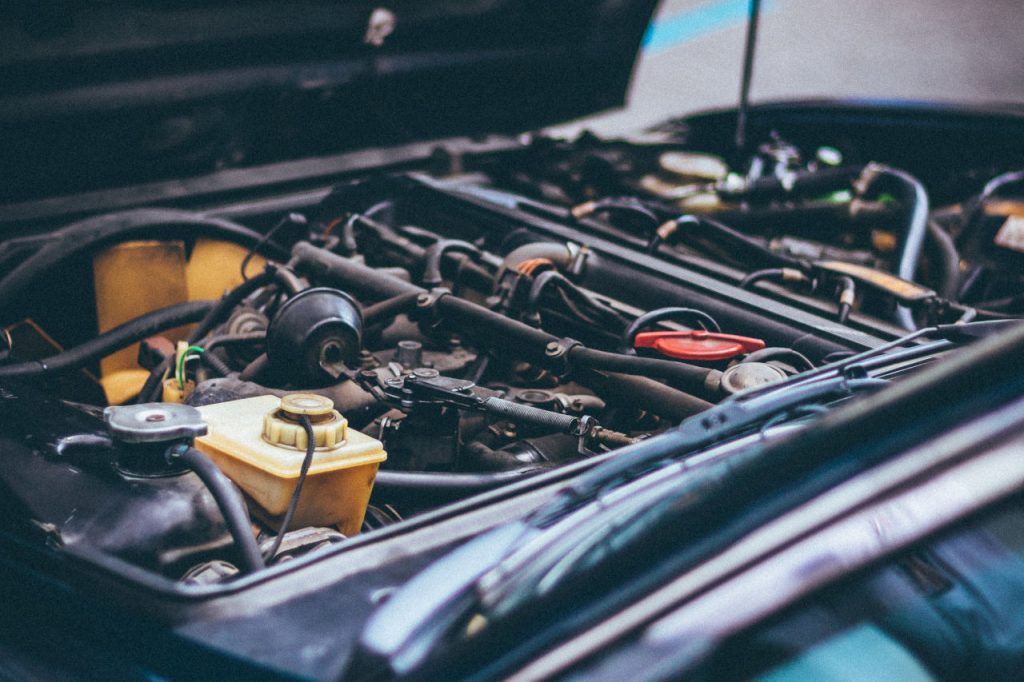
[659,151,728,181]
[263,393,348,451]
[280,393,336,417]
[634,330,766,362]
[104,403,208,444]
[720,362,788,395]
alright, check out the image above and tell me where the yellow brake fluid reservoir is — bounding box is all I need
[195,394,386,535]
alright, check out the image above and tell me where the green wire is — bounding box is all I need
[177,345,205,389]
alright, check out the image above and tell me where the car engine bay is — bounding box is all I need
[1,110,1023,593]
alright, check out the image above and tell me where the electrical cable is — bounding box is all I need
[738,268,785,289]
[835,276,856,324]
[138,270,277,403]
[571,198,661,231]
[621,307,722,353]
[264,416,316,562]
[176,345,205,389]
[241,213,306,281]
[738,268,810,290]
[526,271,627,330]
[742,347,815,371]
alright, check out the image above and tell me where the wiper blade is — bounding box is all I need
[354,521,536,677]
[737,319,1022,404]
[530,375,887,528]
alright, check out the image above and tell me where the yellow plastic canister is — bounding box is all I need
[195,394,386,536]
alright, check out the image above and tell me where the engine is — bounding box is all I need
[0,125,1021,584]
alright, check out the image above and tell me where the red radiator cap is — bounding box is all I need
[633,330,766,361]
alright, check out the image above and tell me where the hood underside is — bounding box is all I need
[0,0,657,203]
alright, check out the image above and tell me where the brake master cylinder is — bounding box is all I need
[194,393,386,535]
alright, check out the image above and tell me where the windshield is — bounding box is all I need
[564,0,1024,136]
[688,498,1024,680]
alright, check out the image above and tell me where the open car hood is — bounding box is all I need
[0,0,657,204]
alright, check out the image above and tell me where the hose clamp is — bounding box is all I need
[544,337,583,376]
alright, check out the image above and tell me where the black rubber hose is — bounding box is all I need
[373,468,544,501]
[578,370,712,420]
[0,301,215,378]
[854,165,929,329]
[0,209,289,317]
[170,446,264,574]
[362,292,422,326]
[622,307,722,352]
[431,295,560,360]
[294,242,420,300]
[960,170,1024,232]
[569,346,716,398]
[239,353,270,382]
[499,242,574,281]
[422,240,482,287]
[292,243,719,396]
[709,198,895,233]
[202,332,266,351]
[346,215,426,262]
[189,270,278,344]
[925,220,961,301]
[295,242,553,353]
[138,270,277,402]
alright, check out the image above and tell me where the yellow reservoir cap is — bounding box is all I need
[262,393,348,450]
[195,395,387,535]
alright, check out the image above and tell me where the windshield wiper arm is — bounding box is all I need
[530,375,887,528]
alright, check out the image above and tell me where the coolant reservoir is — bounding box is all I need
[195,394,386,535]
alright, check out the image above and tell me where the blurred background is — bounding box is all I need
[556,0,1024,135]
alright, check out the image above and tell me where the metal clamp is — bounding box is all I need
[356,368,597,442]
